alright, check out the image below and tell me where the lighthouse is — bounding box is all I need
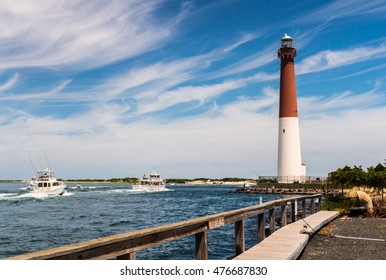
[277,34,306,183]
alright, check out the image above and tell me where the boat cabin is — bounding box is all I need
[37,182,61,188]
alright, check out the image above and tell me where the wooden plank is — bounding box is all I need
[302,199,307,218]
[258,213,265,242]
[195,231,208,260]
[315,197,321,211]
[116,252,136,260]
[281,205,287,227]
[235,220,245,256]
[291,202,297,223]
[311,199,316,214]
[224,209,266,224]
[268,208,275,235]
[234,211,339,260]
[208,218,225,229]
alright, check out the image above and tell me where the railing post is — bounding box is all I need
[268,208,275,235]
[311,198,316,214]
[235,220,245,256]
[195,231,208,260]
[316,196,321,211]
[291,201,297,223]
[116,252,136,260]
[258,212,265,242]
[302,199,307,218]
[281,204,287,227]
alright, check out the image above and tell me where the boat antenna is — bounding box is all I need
[28,152,37,173]
[44,152,52,170]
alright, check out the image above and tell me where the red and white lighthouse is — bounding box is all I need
[277,34,306,183]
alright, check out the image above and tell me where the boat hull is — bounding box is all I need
[29,185,66,195]
[132,184,166,191]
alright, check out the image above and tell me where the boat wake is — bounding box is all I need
[110,188,173,194]
[68,186,98,190]
[0,192,19,199]
[62,192,74,197]
[0,191,66,200]
[0,186,173,201]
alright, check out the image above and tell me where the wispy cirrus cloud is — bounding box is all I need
[300,86,386,119]
[0,73,19,92]
[136,81,241,114]
[58,37,279,115]
[0,44,277,117]
[295,0,386,24]
[297,43,386,75]
[133,71,277,115]
[207,42,277,80]
[0,79,72,101]
[0,0,187,71]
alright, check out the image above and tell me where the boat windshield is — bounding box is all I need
[37,169,55,179]
[38,182,51,188]
[149,173,160,179]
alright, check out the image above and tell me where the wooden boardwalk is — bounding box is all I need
[234,211,339,260]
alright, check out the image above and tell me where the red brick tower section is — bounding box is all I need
[278,35,298,118]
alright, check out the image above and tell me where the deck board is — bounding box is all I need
[233,211,339,260]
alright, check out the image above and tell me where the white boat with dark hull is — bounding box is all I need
[27,168,66,195]
[132,172,166,191]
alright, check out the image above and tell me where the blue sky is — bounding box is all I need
[1,0,386,180]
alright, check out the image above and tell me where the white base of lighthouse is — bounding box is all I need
[277,117,306,183]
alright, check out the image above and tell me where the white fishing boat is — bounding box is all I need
[27,168,66,195]
[132,172,166,191]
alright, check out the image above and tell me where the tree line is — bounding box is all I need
[328,163,386,190]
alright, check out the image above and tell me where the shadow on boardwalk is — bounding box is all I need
[300,217,386,260]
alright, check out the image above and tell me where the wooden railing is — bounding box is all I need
[6,194,322,260]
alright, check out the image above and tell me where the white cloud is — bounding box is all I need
[297,44,386,75]
[95,57,208,103]
[301,105,386,175]
[300,88,385,119]
[0,87,278,178]
[222,33,259,53]
[0,73,19,92]
[131,71,277,115]
[298,86,386,174]
[296,0,386,24]
[58,50,279,115]
[136,81,241,114]
[208,43,277,79]
[0,79,72,102]
[0,0,183,71]
[1,83,386,179]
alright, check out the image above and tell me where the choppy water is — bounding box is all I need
[0,182,279,259]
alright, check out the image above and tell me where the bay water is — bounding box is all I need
[0,182,279,259]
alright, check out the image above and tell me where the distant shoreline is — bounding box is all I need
[1,178,257,185]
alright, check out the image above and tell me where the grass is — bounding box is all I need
[321,195,361,214]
